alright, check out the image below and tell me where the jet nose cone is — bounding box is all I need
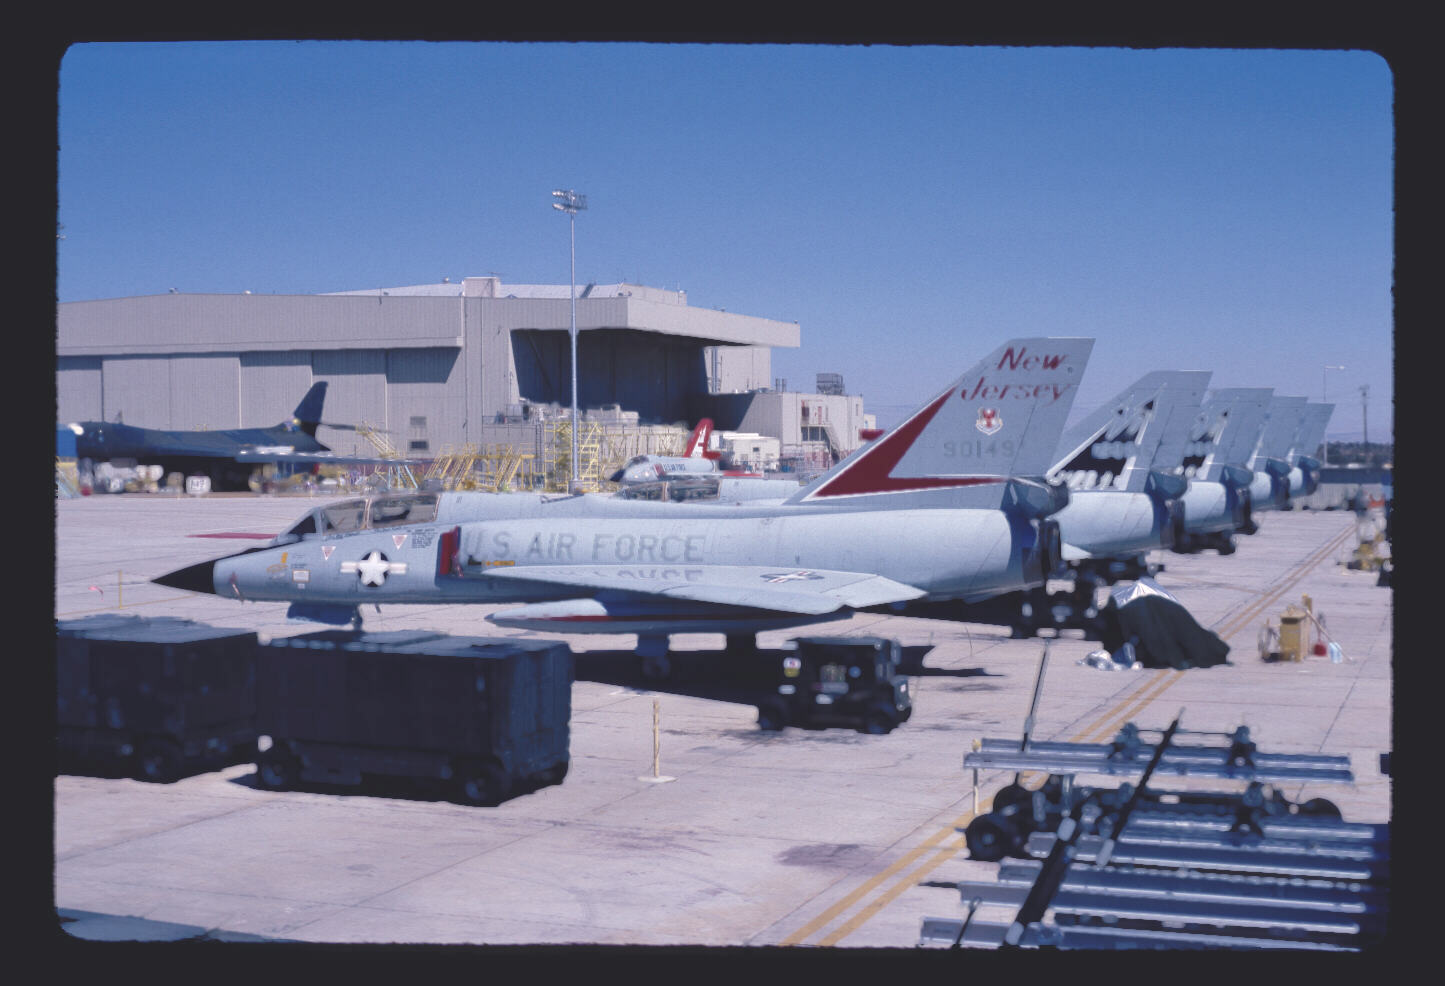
[152,559,218,595]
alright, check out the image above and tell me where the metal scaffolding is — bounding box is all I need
[544,419,604,492]
[357,423,418,490]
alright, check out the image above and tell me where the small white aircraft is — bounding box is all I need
[610,418,767,499]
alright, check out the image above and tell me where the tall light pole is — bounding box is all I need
[1359,383,1369,452]
[1322,364,1345,465]
[553,189,587,491]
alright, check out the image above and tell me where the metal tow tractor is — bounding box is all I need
[756,636,912,734]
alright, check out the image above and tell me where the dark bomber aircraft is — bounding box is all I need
[156,337,1093,675]
[65,382,403,493]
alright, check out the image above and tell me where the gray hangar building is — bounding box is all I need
[56,276,871,477]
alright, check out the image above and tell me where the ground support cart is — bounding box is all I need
[754,636,912,734]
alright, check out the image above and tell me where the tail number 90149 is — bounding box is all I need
[943,439,1016,458]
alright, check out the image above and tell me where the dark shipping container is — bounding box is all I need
[255,631,573,805]
[56,614,259,782]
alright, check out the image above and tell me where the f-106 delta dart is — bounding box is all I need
[155,337,1093,675]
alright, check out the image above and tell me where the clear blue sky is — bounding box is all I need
[56,42,1393,441]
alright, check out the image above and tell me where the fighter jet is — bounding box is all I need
[1045,369,1208,578]
[1164,387,1275,554]
[864,369,1208,638]
[155,337,1092,674]
[1244,395,1311,513]
[1282,402,1334,499]
[65,382,409,493]
[611,417,717,485]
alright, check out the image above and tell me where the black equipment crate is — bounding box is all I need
[755,635,912,734]
[56,614,259,782]
[255,630,573,805]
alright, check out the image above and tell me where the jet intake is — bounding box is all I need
[1165,499,1186,550]
[1235,488,1255,534]
[437,526,463,577]
[1294,456,1322,497]
[1024,518,1063,584]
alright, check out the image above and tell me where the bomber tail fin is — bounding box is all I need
[290,382,329,438]
[783,337,1093,509]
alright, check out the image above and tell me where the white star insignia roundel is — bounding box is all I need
[341,550,408,587]
[762,570,823,583]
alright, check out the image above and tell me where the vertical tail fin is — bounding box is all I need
[1048,370,1211,493]
[1140,371,1211,479]
[1290,403,1335,462]
[685,418,716,459]
[1251,396,1310,467]
[290,382,328,438]
[1181,388,1274,481]
[784,337,1093,508]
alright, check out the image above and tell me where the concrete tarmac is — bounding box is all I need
[52,492,1392,948]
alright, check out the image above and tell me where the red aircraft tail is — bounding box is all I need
[685,419,718,460]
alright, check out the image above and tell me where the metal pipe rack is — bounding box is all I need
[920,721,1388,950]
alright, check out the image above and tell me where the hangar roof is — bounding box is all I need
[324,278,680,302]
[57,278,800,355]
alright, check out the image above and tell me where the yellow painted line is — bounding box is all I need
[779,797,994,946]
[784,668,1180,946]
[1210,522,1355,644]
[810,666,1188,944]
[1077,668,1185,745]
[788,518,1356,946]
[816,839,971,946]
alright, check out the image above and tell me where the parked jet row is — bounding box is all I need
[1248,395,1330,504]
[153,339,1334,658]
[868,368,1205,636]
[864,377,1332,637]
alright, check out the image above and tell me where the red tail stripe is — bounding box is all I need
[808,389,1000,498]
[685,419,714,458]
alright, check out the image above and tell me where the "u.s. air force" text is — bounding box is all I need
[481,530,707,563]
